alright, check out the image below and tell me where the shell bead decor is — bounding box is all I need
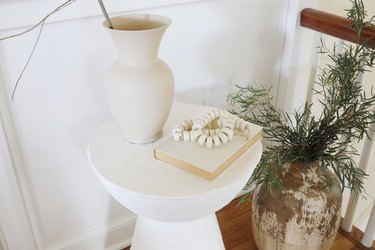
[172,109,251,148]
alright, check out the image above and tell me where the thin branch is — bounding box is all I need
[0,0,75,42]
[0,0,113,100]
[0,0,76,100]
[11,21,45,101]
[97,0,113,29]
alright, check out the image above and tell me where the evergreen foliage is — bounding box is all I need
[228,0,375,195]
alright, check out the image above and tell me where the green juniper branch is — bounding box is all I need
[228,0,375,195]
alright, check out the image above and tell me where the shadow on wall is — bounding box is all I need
[197,0,285,88]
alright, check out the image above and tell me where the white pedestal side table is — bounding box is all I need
[88,103,262,250]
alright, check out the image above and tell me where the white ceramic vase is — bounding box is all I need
[104,14,174,143]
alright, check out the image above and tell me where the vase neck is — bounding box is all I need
[105,15,170,65]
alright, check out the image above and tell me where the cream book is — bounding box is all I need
[154,123,262,180]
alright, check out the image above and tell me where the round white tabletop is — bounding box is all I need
[88,103,262,249]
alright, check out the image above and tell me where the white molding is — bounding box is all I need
[273,0,301,110]
[0,52,42,248]
[270,0,293,106]
[45,214,137,250]
[272,0,319,111]
[0,105,40,250]
[0,0,213,32]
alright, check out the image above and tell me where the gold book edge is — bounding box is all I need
[154,132,262,180]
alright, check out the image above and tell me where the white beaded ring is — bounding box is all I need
[172,109,251,148]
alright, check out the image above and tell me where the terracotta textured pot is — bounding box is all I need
[252,161,342,250]
[104,14,174,144]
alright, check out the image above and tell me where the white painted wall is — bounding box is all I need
[0,0,316,249]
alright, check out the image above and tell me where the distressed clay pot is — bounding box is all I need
[252,161,342,250]
[104,14,174,144]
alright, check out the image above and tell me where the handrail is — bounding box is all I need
[300,8,375,49]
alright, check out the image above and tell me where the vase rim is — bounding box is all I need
[103,14,171,32]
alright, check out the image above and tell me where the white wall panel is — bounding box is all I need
[0,0,214,31]
[0,0,306,249]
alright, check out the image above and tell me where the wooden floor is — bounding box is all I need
[216,197,374,250]
[124,196,374,250]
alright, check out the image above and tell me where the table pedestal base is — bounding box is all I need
[131,214,225,250]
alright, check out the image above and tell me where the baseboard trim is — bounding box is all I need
[46,213,137,250]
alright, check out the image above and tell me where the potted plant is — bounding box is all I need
[228,0,375,249]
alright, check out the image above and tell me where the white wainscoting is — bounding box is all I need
[0,0,317,249]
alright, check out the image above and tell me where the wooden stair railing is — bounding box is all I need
[300,8,375,49]
[300,8,375,248]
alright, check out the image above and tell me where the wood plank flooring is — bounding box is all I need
[124,196,374,249]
